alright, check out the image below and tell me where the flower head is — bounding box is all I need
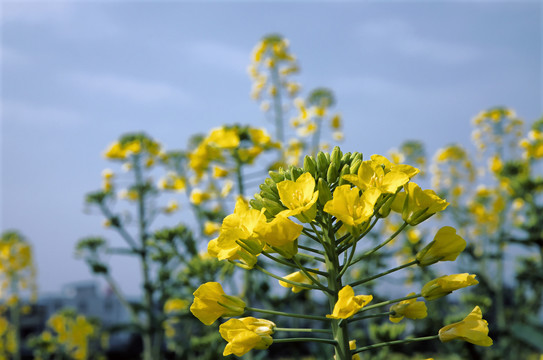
[422,273,478,300]
[393,182,449,225]
[327,285,373,319]
[207,198,266,268]
[220,317,274,356]
[277,172,319,222]
[342,157,413,194]
[389,293,427,323]
[416,227,466,266]
[438,306,493,346]
[190,282,246,325]
[324,185,380,229]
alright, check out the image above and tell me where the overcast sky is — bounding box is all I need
[1,1,541,296]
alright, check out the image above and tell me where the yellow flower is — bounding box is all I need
[207,127,240,149]
[190,282,246,325]
[331,114,342,129]
[164,200,179,213]
[416,227,466,266]
[327,285,373,319]
[221,180,234,198]
[164,298,189,314]
[393,182,449,225]
[255,215,303,247]
[342,159,410,194]
[220,317,274,357]
[277,172,319,222]
[101,168,114,179]
[103,141,126,159]
[324,185,380,229]
[212,166,229,178]
[279,270,314,293]
[489,155,503,174]
[207,198,266,267]
[422,273,478,300]
[389,293,427,322]
[438,306,493,346]
[190,189,210,205]
[203,221,221,236]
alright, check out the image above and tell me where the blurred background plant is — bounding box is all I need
[1,31,541,359]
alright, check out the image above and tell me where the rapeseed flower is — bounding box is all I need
[324,185,380,229]
[279,270,315,293]
[416,227,466,266]
[438,306,492,346]
[277,172,319,222]
[393,182,449,225]
[389,293,427,323]
[190,282,246,325]
[327,286,372,319]
[422,273,478,300]
[220,317,274,356]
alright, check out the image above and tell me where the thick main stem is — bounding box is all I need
[134,155,155,360]
[270,64,284,144]
[11,274,20,360]
[323,221,351,360]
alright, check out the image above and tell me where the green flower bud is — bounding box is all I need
[303,155,318,178]
[317,152,330,177]
[262,198,286,217]
[259,184,280,202]
[350,152,363,162]
[340,152,351,166]
[350,159,362,174]
[331,146,342,166]
[264,177,278,192]
[327,162,339,184]
[290,166,304,181]
[268,171,285,183]
[317,178,333,206]
[251,193,265,209]
[338,164,351,186]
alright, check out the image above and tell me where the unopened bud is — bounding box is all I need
[317,178,333,206]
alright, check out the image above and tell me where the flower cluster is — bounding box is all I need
[190,147,491,359]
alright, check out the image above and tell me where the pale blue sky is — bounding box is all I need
[1,1,541,295]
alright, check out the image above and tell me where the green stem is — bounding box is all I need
[274,328,332,334]
[261,252,328,276]
[298,244,325,255]
[10,275,20,360]
[337,233,359,279]
[253,265,324,291]
[360,293,421,313]
[273,338,337,345]
[270,64,285,144]
[246,306,331,322]
[347,312,392,323]
[291,257,333,294]
[352,335,439,354]
[350,222,409,266]
[296,251,326,263]
[133,155,155,360]
[349,260,418,288]
[321,219,352,360]
[311,116,323,156]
